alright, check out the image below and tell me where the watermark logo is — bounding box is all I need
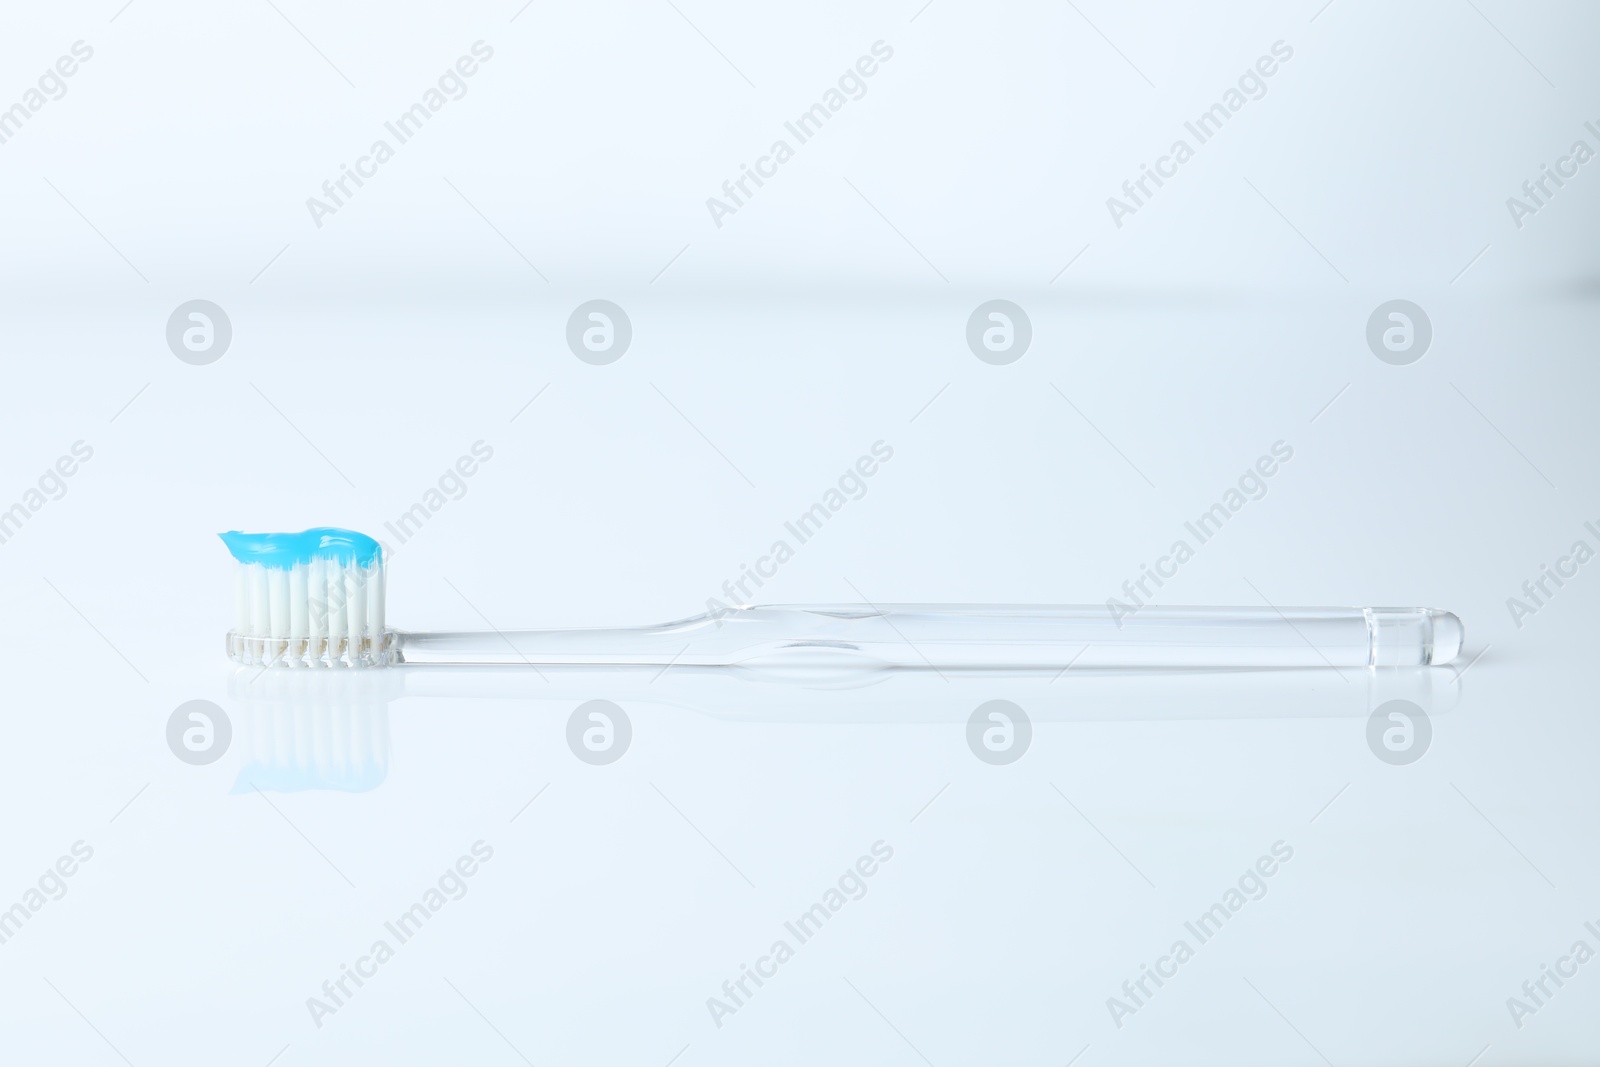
[305,840,494,1028]
[966,700,1031,764]
[1366,300,1431,365]
[566,300,632,365]
[1506,523,1599,629]
[567,700,631,765]
[705,41,894,229]
[380,440,495,553]
[1506,121,1599,230]
[1105,40,1294,229]
[1106,441,1294,626]
[0,840,95,948]
[166,300,232,365]
[706,841,894,1029]
[703,441,893,625]
[0,440,93,550]
[0,41,95,149]
[167,700,232,765]
[305,42,495,229]
[966,300,1031,364]
[1506,921,1600,1030]
[1107,841,1294,1028]
[1365,699,1431,765]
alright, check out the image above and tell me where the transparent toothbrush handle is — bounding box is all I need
[390,605,1463,669]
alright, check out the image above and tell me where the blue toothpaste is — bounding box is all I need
[218,528,382,569]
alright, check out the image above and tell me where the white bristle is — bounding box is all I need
[229,550,389,668]
[328,562,349,649]
[289,564,309,640]
[367,562,384,638]
[345,563,365,651]
[308,557,328,643]
[250,564,269,636]
[234,566,250,635]
[269,567,289,639]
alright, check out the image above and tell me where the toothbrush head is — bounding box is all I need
[220,528,395,668]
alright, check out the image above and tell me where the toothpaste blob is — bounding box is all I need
[218,527,382,569]
[220,528,389,667]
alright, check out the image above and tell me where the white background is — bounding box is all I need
[0,1,1597,1064]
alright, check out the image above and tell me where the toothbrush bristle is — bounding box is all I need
[219,528,392,668]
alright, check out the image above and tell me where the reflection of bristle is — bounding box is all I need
[228,669,398,793]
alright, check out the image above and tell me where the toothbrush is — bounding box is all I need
[219,529,1463,670]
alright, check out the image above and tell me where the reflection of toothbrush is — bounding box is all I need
[230,667,393,793]
[233,663,1461,724]
[219,528,1463,670]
